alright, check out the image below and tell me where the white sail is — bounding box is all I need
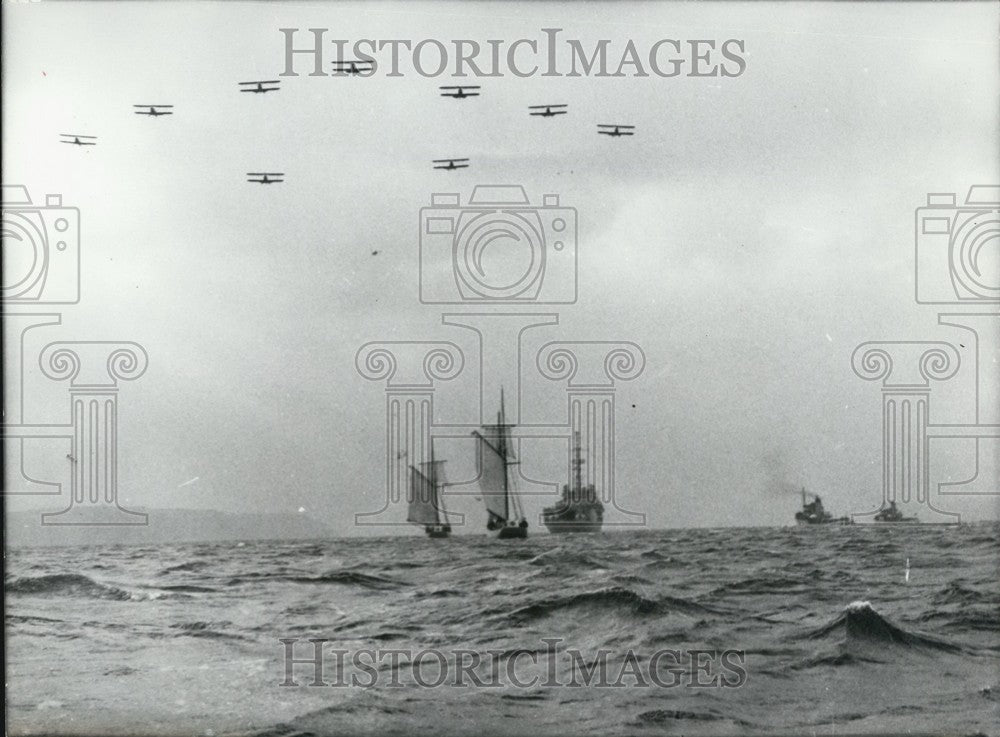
[420,460,447,492]
[407,466,441,525]
[475,428,509,522]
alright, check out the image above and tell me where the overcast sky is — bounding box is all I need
[3,1,998,534]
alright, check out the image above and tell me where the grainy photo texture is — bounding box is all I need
[3,2,998,736]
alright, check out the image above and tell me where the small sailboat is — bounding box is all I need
[407,448,451,538]
[472,391,528,539]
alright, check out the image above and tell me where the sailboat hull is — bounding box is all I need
[495,525,528,540]
[425,524,451,538]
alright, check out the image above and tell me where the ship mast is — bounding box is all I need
[499,389,509,520]
[472,388,524,526]
[429,442,446,523]
[572,431,585,493]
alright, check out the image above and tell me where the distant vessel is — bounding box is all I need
[542,432,603,533]
[794,488,853,526]
[873,500,919,524]
[407,448,451,538]
[472,391,528,540]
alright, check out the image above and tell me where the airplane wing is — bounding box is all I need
[60,135,97,145]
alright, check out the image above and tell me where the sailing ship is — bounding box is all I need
[472,391,529,539]
[407,449,451,538]
[794,488,853,525]
[873,500,919,524]
[542,432,603,533]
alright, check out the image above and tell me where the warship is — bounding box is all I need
[542,432,604,533]
[794,488,853,525]
[472,391,528,539]
[406,448,451,538]
[873,500,919,524]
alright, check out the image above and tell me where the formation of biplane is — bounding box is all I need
[59,70,635,181]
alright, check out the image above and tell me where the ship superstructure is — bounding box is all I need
[794,488,852,526]
[542,432,603,533]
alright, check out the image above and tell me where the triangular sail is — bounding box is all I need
[474,428,509,522]
[420,460,447,491]
[407,466,441,525]
[420,459,448,515]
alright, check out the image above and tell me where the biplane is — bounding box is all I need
[597,124,635,137]
[528,104,568,117]
[439,86,480,99]
[432,158,469,171]
[134,104,174,116]
[247,172,285,184]
[59,134,97,146]
[239,80,281,94]
[331,60,374,76]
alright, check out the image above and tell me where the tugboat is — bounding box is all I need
[873,500,919,524]
[407,447,451,538]
[794,488,853,525]
[542,432,603,533]
[472,390,528,539]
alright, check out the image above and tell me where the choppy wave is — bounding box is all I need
[169,621,249,641]
[932,581,991,606]
[806,600,963,653]
[158,560,210,575]
[508,586,721,624]
[285,570,405,589]
[6,522,999,735]
[6,573,134,601]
